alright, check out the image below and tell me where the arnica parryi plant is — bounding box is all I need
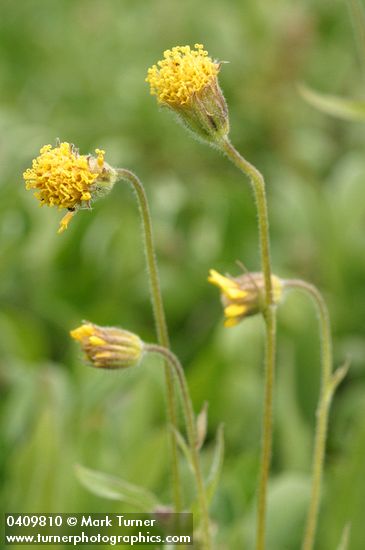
[24,141,186,535]
[23,35,351,550]
[23,141,117,233]
[147,43,279,550]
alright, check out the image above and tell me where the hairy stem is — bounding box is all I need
[285,279,335,550]
[117,169,182,511]
[146,344,212,550]
[220,138,276,550]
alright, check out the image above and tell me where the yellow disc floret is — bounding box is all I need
[146,44,219,106]
[23,142,104,210]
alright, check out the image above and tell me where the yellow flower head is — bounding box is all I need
[70,322,144,370]
[208,269,283,327]
[146,44,219,106]
[146,44,229,144]
[23,142,117,233]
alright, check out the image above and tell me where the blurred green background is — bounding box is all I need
[1,0,365,548]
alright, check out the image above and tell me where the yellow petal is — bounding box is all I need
[208,269,237,291]
[95,149,105,168]
[272,275,283,303]
[58,210,75,234]
[89,335,107,347]
[223,287,247,300]
[224,304,248,317]
[224,317,241,328]
[70,324,95,341]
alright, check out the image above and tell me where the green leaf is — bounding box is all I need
[189,425,224,518]
[337,523,351,550]
[74,464,161,511]
[243,473,312,549]
[171,427,193,471]
[331,359,351,394]
[206,424,225,504]
[299,84,365,121]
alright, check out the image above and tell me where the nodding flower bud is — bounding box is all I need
[146,44,229,145]
[70,322,144,370]
[23,141,118,233]
[208,269,283,327]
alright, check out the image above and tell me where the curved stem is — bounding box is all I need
[220,137,276,550]
[220,138,273,305]
[145,344,212,550]
[116,168,182,512]
[284,279,333,550]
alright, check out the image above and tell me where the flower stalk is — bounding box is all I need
[219,137,276,550]
[71,323,211,547]
[145,344,212,550]
[26,144,183,509]
[284,279,348,550]
[116,168,182,512]
[146,45,277,548]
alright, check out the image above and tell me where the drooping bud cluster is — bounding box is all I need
[208,269,283,327]
[70,322,144,370]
